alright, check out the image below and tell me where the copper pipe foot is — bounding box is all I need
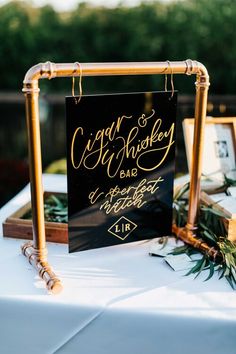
[21,242,63,294]
[172,224,220,261]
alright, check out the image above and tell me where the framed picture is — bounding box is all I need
[183,117,236,182]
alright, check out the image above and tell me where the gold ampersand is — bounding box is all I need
[70,109,175,177]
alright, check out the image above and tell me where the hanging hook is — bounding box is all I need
[72,62,83,104]
[165,74,168,92]
[164,61,175,99]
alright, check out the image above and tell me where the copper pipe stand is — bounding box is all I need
[22,60,209,292]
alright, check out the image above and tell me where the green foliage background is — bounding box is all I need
[0,0,235,94]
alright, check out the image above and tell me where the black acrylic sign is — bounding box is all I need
[66,91,177,253]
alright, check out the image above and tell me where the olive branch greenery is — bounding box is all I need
[172,179,236,289]
[23,194,68,223]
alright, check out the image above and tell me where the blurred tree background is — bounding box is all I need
[0,0,235,93]
[0,0,236,205]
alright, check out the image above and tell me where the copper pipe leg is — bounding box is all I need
[172,224,220,261]
[21,242,62,294]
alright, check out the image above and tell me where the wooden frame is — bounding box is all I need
[3,192,68,244]
[201,191,236,243]
[183,117,236,180]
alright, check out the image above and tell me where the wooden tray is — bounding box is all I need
[2,192,68,244]
[201,191,236,243]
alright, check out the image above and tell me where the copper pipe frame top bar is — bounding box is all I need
[22,60,209,293]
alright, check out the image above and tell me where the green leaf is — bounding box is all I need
[204,260,215,282]
[169,245,189,255]
[230,266,236,284]
[219,266,225,280]
[202,230,217,243]
[174,182,190,201]
[223,266,230,277]
[225,275,235,290]
[185,257,203,276]
[194,257,207,279]
[201,206,227,218]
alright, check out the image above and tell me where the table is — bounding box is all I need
[0,174,236,354]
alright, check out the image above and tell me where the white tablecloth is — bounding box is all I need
[0,174,236,354]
